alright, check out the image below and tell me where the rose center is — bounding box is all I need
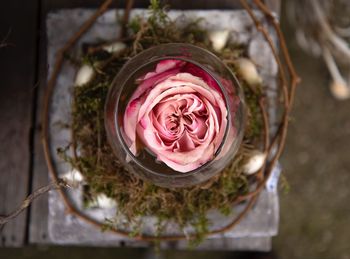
[166,108,202,134]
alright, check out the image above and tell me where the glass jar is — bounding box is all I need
[105,43,246,188]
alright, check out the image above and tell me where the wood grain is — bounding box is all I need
[29,0,61,245]
[28,19,50,243]
[0,0,39,247]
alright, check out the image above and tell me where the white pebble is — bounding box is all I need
[61,169,84,186]
[235,58,262,86]
[95,194,116,209]
[209,30,230,51]
[330,80,350,100]
[75,64,94,86]
[102,42,126,53]
[243,150,266,175]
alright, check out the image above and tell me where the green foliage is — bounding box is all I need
[148,0,170,26]
[279,173,290,194]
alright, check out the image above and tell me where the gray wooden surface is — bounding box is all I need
[28,0,51,244]
[0,0,39,247]
[0,0,280,248]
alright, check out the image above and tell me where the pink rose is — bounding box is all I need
[123,59,228,173]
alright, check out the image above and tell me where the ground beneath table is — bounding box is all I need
[273,1,350,258]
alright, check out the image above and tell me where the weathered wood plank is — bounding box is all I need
[0,0,39,247]
[28,25,50,244]
[29,0,58,245]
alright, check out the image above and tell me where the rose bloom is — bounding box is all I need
[123,59,229,173]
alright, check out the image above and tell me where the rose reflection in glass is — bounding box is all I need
[105,43,245,188]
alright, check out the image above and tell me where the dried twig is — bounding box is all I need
[0,179,69,225]
[120,0,134,38]
[252,0,300,105]
[132,21,148,55]
[232,0,300,203]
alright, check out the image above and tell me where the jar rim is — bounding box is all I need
[106,43,246,179]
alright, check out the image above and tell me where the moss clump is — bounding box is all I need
[61,1,264,244]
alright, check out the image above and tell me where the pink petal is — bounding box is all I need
[156,59,185,74]
[123,98,142,154]
[131,68,181,101]
[137,81,197,121]
[143,59,185,80]
[187,116,207,140]
[176,131,196,152]
[137,74,223,122]
[182,62,222,93]
[151,112,180,142]
[168,73,222,105]
[156,143,216,172]
[155,154,202,173]
[149,115,216,169]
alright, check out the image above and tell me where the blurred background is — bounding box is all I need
[1,0,350,258]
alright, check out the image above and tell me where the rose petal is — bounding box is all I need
[169,73,223,105]
[131,68,181,101]
[138,108,217,170]
[156,60,185,74]
[123,98,142,154]
[187,116,207,140]
[176,131,196,152]
[143,59,185,80]
[156,142,216,172]
[137,74,225,121]
[182,62,222,93]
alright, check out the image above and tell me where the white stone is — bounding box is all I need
[235,58,263,86]
[61,169,84,186]
[209,30,230,51]
[102,42,126,53]
[243,150,266,175]
[95,194,117,209]
[74,65,94,86]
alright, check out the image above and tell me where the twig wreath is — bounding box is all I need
[0,0,300,245]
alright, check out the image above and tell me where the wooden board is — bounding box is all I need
[28,0,50,244]
[0,0,39,247]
